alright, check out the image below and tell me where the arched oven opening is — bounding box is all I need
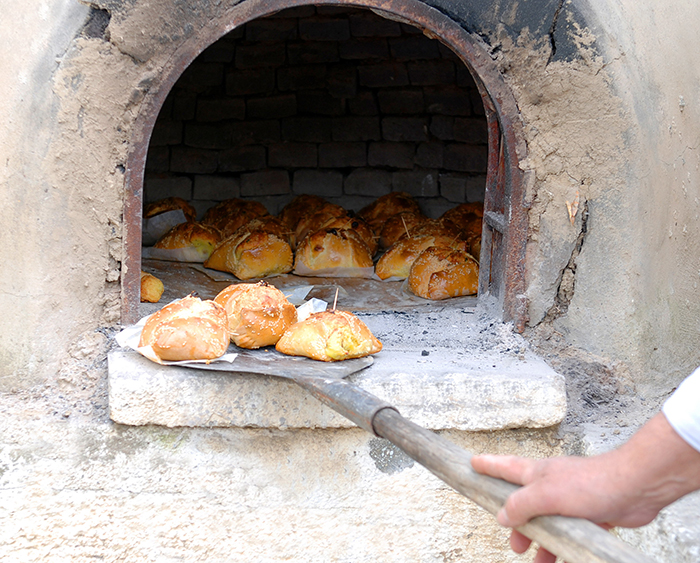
[122,1,527,330]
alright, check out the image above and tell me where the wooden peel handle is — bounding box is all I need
[372,408,657,563]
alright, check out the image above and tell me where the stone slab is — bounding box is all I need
[108,347,566,431]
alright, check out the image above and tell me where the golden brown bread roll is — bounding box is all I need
[278,194,328,230]
[375,234,464,280]
[407,246,479,300]
[293,202,347,250]
[379,211,427,249]
[202,199,270,237]
[276,309,382,362]
[153,221,222,259]
[294,228,373,275]
[357,192,422,232]
[236,215,292,245]
[441,202,483,238]
[214,281,297,349]
[140,271,164,303]
[396,217,463,241]
[139,295,230,362]
[316,215,378,256]
[144,197,197,222]
[204,229,293,280]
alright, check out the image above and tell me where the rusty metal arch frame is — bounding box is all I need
[123,0,529,330]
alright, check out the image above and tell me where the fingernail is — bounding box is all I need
[497,508,512,527]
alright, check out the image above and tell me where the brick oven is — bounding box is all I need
[3,0,700,561]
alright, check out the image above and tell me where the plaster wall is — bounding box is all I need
[2,0,700,561]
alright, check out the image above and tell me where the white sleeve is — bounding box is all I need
[662,367,700,453]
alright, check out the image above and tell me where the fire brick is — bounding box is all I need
[339,38,390,60]
[218,145,267,172]
[193,175,241,201]
[389,36,441,60]
[245,18,298,42]
[377,89,425,115]
[358,63,409,88]
[439,173,487,203]
[382,117,429,142]
[150,120,183,147]
[229,121,281,145]
[332,117,381,141]
[344,168,392,196]
[282,117,333,143]
[144,174,193,201]
[170,147,218,174]
[278,65,328,91]
[200,41,235,63]
[247,94,298,119]
[296,90,346,116]
[172,91,197,121]
[348,91,378,116]
[415,142,444,168]
[408,60,456,86]
[184,123,229,150]
[349,12,402,37]
[424,86,473,116]
[196,99,246,122]
[454,117,489,144]
[318,142,367,168]
[392,169,439,197]
[287,41,339,65]
[268,143,318,168]
[240,170,290,197]
[293,169,344,197]
[299,18,351,42]
[225,68,276,96]
[443,144,488,173]
[470,90,486,116]
[145,146,169,172]
[267,5,315,18]
[368,142,415,169]
[327,66,358,98]
[176,62,225,93]
[429,115,455,140]
[235,43,286,69]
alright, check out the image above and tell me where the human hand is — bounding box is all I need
[471,413,700,562]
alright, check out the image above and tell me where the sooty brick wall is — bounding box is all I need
[144,5,487,218]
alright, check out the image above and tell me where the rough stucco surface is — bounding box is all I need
[2,0,700,560]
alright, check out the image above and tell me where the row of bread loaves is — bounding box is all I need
[139,281,382,363]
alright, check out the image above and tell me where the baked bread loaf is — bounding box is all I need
[379,211,426,249]
[294,228,373,274]
[202,199,270,237]
[153,221,222,259]
[140,271,164,303]
[316,215,378,256]
[407,246,479,300]
[397,217,463,241]
[139,295,230,362]
[441,202,483,238]
[357,192,422,232]
[144,197,197,223]
[214,281,297,349]
[276,309,382,362]
[293,202,347,249]
[204,229,293,280]
[238,215,292,245]
[375,234,463,280]
[279,194,328,230]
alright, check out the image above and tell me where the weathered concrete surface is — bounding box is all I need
[0,412,562,562]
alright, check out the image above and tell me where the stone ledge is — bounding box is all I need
[108,348,566,431]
